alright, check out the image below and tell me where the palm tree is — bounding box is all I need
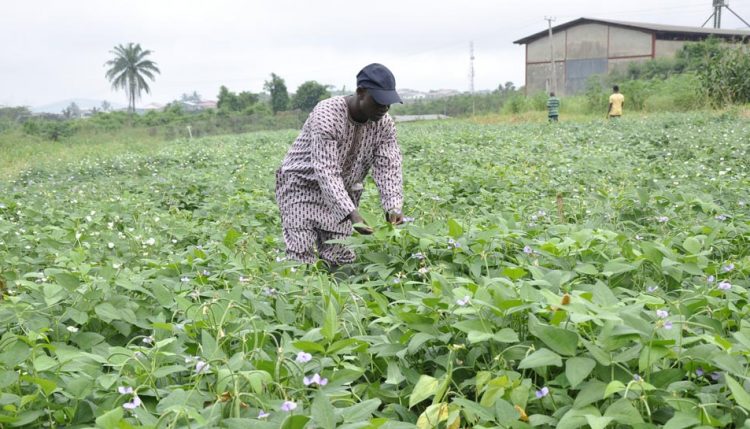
[104,43,160,113]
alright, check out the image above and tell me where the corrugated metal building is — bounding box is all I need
[514,18,750,95]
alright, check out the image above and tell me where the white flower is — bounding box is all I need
[118,386,134,394]
[295,352,312,363]
[66,326,79,333]
[195,360,210,374]
[280,401,297,412]
[145,237,156,246]
[303,373,328,387]
[122,395,141,410]
[108,242,115,249]
[456,296,471,306]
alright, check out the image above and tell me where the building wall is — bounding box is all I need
[608,56,651,74]
[524,23,662,95]
[655,40,687,58]
[566,23,609,59]
[526,62,566,95]
[609,27,653,58]
[527,32,567,63]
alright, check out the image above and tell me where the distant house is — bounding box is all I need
[137,103,166,114]
[425,89,461,99]
[514,17,750,95]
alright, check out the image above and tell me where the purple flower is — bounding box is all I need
[258,410,270,419]
[663,321,673,330]
[117,386,134,394]
[647,286,658,293]
[707,275,715,283]
[295,352,312,363]
[695,367,704,377]
[456,296,471,306]
[411,252,425,260]
[656,309,669,319]
[523,245,533,255]
[122,395,141,410]
[722,263,734,273]
[656,216,669,223]
[710,372,721,381]
[280,401,297,412]
[535,386,549,398]
[195,360,210,374]
[633,374,641,381]
[717,281,731,291]
[303,373,328,387]
[715,214,727,221]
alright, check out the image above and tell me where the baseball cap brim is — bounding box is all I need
[368,88,402,105]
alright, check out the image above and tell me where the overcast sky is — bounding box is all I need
[2,0,749,107]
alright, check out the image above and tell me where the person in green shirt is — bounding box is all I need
[547,92,560,122]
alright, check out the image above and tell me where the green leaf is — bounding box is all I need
[95,407,123,429]
[281,415,310,429]
[502,267,527,280]
[339,398,381,422]
[602,260,638,277]
[312,392,336,429]
[518,348,562,369]
[452,397,494,421]
[223,228,242,248]
[321,301,338,342]
[94,303,121,323]
[725,374,750,411]
[664,412,700,429]
[604,398,644,425]
[529,316,579,356]
[682,236,701,254]
[447,219,463,238]
[386,361,405,385]
[566,357,596,388]
[604,380,626,398]
[293,341,326,354]
[409,375,440,408]
[585,415,614,429]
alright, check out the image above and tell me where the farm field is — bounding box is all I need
[1,113,749,428]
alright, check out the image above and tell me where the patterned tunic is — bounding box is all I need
[275,96,403,236]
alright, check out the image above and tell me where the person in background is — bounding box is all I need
[275,63,404,269]
[608,85,625,119]
[547,91,560,122]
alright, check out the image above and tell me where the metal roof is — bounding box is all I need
[514,17,750,44]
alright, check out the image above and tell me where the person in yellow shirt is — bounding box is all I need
[608,85,624,118]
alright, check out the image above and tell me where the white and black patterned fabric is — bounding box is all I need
[275,96,403,264]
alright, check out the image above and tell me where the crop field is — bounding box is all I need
[1,113,749,428]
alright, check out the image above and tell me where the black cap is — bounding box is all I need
[356,63,402,105]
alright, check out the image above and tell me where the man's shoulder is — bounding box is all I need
[313,96,347,116]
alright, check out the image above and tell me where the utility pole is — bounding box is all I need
[545,17,557,94]
[469,41,475,116]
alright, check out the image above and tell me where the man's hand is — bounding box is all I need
[385,210,404,225]
[349,209,373,235]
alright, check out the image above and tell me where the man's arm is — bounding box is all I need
[372,118,404,224]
